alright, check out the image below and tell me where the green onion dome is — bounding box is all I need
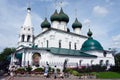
[50,9,60,22]
[81,29,104,51]
[41,18,51,28]
[59,8,69,23]
[72,18,82,29]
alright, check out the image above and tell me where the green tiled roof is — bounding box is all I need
[41,18,51,28]
[59,8,69,23]
[81,29,104,51]
[48,47,97,58]
[72,18,82,29]
[18,47,97,58]
[50,9,60,22]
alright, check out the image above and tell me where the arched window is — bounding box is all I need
[79,60,82,66]
[22,35,25,42]
[106,60,109,66]
[47,40,49,48]
[91,60,93,65]
[28,28,30,31]
[74,43,76,50]
[100,60,103,66]
[59,40,61,48]
[41,42,43,47]
[69,42,71,49]
[103,51,107,57]
[27,35,31,42]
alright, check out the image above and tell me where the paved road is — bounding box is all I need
[2,76,120,80]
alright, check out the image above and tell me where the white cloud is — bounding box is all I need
[83,19,91,27]
[112,34,120,48]
[93,6,108,16]
[62,1,69,7]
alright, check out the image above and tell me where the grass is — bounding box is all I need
[91,72,120,79]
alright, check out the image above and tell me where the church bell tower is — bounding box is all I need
[18,6,34,49]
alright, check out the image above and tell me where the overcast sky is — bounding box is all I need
[0,0,120,52]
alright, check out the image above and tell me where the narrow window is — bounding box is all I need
[47,40,49,48]
[22,35,25,42]
[69,42,71,49]
[59,40,61,48]
[41,42,43,47]
[27,35,31,42]
[100,60,103,66]
[91,60,93,65]
[74,43,76,50]
[79,60,82,66]
[106,60,109,66]
[103,51,107,57]
[28,28,30,31]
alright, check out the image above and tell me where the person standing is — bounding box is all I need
[44,63,49,78]
[54,65,57,79]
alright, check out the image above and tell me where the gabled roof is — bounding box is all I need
[49,47,97,58]
[16,47,97,58]
[35,28,88,39]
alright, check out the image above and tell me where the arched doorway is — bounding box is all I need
[32,52,41,67]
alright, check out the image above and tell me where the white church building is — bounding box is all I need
[9,6,115,70]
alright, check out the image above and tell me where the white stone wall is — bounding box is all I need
[74,28,81,34]
[10,48,115,70]
[51,21,59,29]
[35,29,87,50]
[86,51,115,66]
[21,50,114,69]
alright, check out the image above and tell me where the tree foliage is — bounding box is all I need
[0,47,16,61]
[114,53,120,66]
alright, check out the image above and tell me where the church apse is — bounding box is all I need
[32,52,41,67]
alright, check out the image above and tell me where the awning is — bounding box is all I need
[15,53,22,59]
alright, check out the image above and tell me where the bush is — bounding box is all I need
[109,66,120,72]
[16,68,25,73]
[71,70,80,76]
[64,68,80,76]
[26,66,32,72]
[91,65,107,72]
[33,68,44,72]
[57,68,60,73]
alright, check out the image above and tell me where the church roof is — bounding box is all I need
[41,18,51,28]
[49,47,97,57]
[23,7,32,27]
[17,47,97,58]
[35,28,88,39]
[58,8,69,23]
[50,9,60,22]
[72,18,82,29]
[81,29,104,51]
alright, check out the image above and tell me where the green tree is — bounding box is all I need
[115,53,120,66]
[0,47,16,61]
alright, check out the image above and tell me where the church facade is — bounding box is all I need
[9,6,115,70]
